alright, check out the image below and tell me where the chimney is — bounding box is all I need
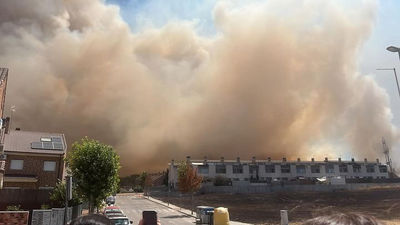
[220,157,224,163]
[351,158,355,162]
[236,157,240,163]
[297,158,301,162]
[171,159,175,166]
[252,156,256,163]
[338,157,341,162]
[376,158,379,163]
[204,156,208,164]
[186,156,191,163]
[364,158,367,163]
[311,158,314,162]
[267,157,271,162]
[282,157,287,162]
[15,127,20,131]
[324,157,328,162]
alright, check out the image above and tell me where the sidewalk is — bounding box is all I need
[146,196,251,225]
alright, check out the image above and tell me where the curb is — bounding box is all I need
[145,196,196,218]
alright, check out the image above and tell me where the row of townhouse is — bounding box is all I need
[168,156,389,185]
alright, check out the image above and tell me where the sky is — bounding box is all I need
[106,0,400,116]
[2,0,400,174]
[106,0,400,158]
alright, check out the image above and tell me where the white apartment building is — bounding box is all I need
[168,156,389,186]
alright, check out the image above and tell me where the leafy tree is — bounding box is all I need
[136,172,147,188]
[163,169,169,186]
[144,175,153,196]
[66,137,120,213]
[177,161,203,212]
[50,180,82,207]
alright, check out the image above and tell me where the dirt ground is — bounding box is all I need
[155,187,400,225]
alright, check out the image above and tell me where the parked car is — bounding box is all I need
[103,206,123,215]
[106,195,116,205]
[107,214,133,225]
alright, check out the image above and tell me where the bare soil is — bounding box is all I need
[155,187,400,225]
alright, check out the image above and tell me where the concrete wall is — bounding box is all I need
[200,183,400,194]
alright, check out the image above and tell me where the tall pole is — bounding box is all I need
[393,68,400,98]
[377,68,400,98]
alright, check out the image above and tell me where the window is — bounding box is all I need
[311,165,320,173]
[352,164,361,173]
[281,164,290,173]
[233,165,243,174]
[249,165,258,174]
[325,164,335,173]
[10,160,23,170]
[339,164,348,173]
[379,165,388,173]
[366,165,375,173]
[265,165,275,173]
[198,165,209,174]
[43,161,56,171]
[296,165,306,174]
[216,165,226,174]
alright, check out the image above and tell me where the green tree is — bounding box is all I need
[177,161,203,213]
[136,172,147,189]
[66,137,120,213]
[50,180,82,207]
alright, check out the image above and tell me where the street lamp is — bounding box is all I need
[377,68,400,98]
[386,46,400,61]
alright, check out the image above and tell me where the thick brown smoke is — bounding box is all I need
[0,0,397,174]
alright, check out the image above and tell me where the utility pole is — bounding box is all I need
[64,176,72,225]
[0,68,9,189]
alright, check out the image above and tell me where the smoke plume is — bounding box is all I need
[0,0,397,174]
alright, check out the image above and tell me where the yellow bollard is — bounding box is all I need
[214,207,230,225]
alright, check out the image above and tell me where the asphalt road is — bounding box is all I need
[116,194,196,225]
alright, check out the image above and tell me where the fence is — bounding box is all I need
[0,189,51,210]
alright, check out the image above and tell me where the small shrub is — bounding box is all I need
[6,205,21,211]
[41,204,51,209]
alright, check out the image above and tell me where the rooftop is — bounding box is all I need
[4,130,67,155]
[169,157,382,165]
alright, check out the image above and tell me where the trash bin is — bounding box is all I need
[213,207,230,225]
[196,206,214,224]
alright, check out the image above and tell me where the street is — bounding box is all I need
[116,194,196,225]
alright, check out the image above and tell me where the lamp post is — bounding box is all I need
[377,68,400,98]
[387,46,400,61]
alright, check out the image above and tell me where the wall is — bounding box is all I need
[4,154,63,189]
[200,183,400,194]
[0,211,29,225]
[0,189,51,210]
